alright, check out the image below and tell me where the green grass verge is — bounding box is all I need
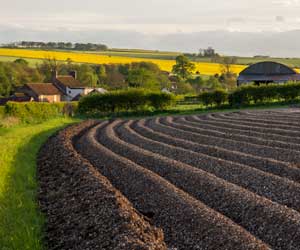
[0,117,80,250]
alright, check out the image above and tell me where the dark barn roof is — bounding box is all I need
[237,61,300,85]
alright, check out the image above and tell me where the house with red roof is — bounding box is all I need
[17,83,62,103]
[52,71,94,101]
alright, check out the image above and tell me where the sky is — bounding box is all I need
[1,0,300,55]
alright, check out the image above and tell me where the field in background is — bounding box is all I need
[194,56,300,69]
[3,48,300,75]
[0,48,246,75]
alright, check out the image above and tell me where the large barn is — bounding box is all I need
[237,61,300,86]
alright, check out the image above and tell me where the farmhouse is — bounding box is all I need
[52,71,94,101]
[17,83,61,103]
[237,61,300,86]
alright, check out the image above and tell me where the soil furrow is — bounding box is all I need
[212,112,300,130]
[93,119,300,250]
[185,115,300,145]
[119,119,300,212]
[37,121,167,250]
[138,118,300,182]
[75,123,268,250]
[159,116,300,164]
[177,115,300,150]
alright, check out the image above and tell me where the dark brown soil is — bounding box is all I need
[38,108,300,250]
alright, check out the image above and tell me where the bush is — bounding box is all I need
[0,106,5,119]
[199,89,228,107]
[229,82,300,107]
[0,116,20,128]
[147,92,176,110]
[4,102,78,123]
[78,89,176,115]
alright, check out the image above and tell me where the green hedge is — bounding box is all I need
[78,89,176,115]
[198,89,228,107]
[0,106,5,119]
[197,83,300,108]
[229,83,300,107]
[4,102,78,123]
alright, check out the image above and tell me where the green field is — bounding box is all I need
[193,56,300,68]
[0,117,80,250]
[0,56,43,67]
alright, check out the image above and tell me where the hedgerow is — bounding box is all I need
[197,82,300,108]
[4,102,78,123]
[0,106,5,119]
[229,82,300,107]
[198,89,228,107]
[78,89,176,115]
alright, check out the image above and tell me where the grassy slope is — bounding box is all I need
[0,118,80,250]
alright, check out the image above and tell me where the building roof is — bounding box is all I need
[239,61,297,76]
[26,83,62,95]
[237,61,300,85]
[0,95,32,105]
[56,75,85,88]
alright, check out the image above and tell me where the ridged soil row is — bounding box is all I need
[214,111,300,129]
[198,112,298,134]
[235,110,300,122]
[159,116,300,164]
[211,112,300,130]
[37,120,167,250]
[172,115,300,152]
[95,119,300,250]
[126,119,300,212]
[184,115,300,146]
[178,115,300,150]
[75,123,269,250]
[139,118,300,183]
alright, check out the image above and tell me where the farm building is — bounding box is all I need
[237,61,300,86]
[72,88,108,101]
[17,83,62,103]
[52,71,94,101]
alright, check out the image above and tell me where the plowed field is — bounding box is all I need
[38,109,300,250]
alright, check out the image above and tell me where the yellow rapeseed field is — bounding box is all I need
[0,48,247,75]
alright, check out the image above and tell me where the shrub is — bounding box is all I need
[229,82,300,107]
[78,89,176,115]
[0,106,5,119]
[147,92,176,110]
[5,102,78,123]
[0,116,20,128]
[199,89,228,107]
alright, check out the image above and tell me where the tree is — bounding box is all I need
[96,65,107,85]
[220,57,237,76]
[0,64,11,97]
[172,55,196,80]
[207,76,223,89]
[127,68,160,90]
[14,58,29,66]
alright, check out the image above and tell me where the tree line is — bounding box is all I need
[0,54,237,98]
[2,41,108,51]
[0,59,170,97]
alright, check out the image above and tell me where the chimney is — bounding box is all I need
[69,70,77,79]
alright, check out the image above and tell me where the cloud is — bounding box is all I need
[275,16,285,22]
[272,0,300,6]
